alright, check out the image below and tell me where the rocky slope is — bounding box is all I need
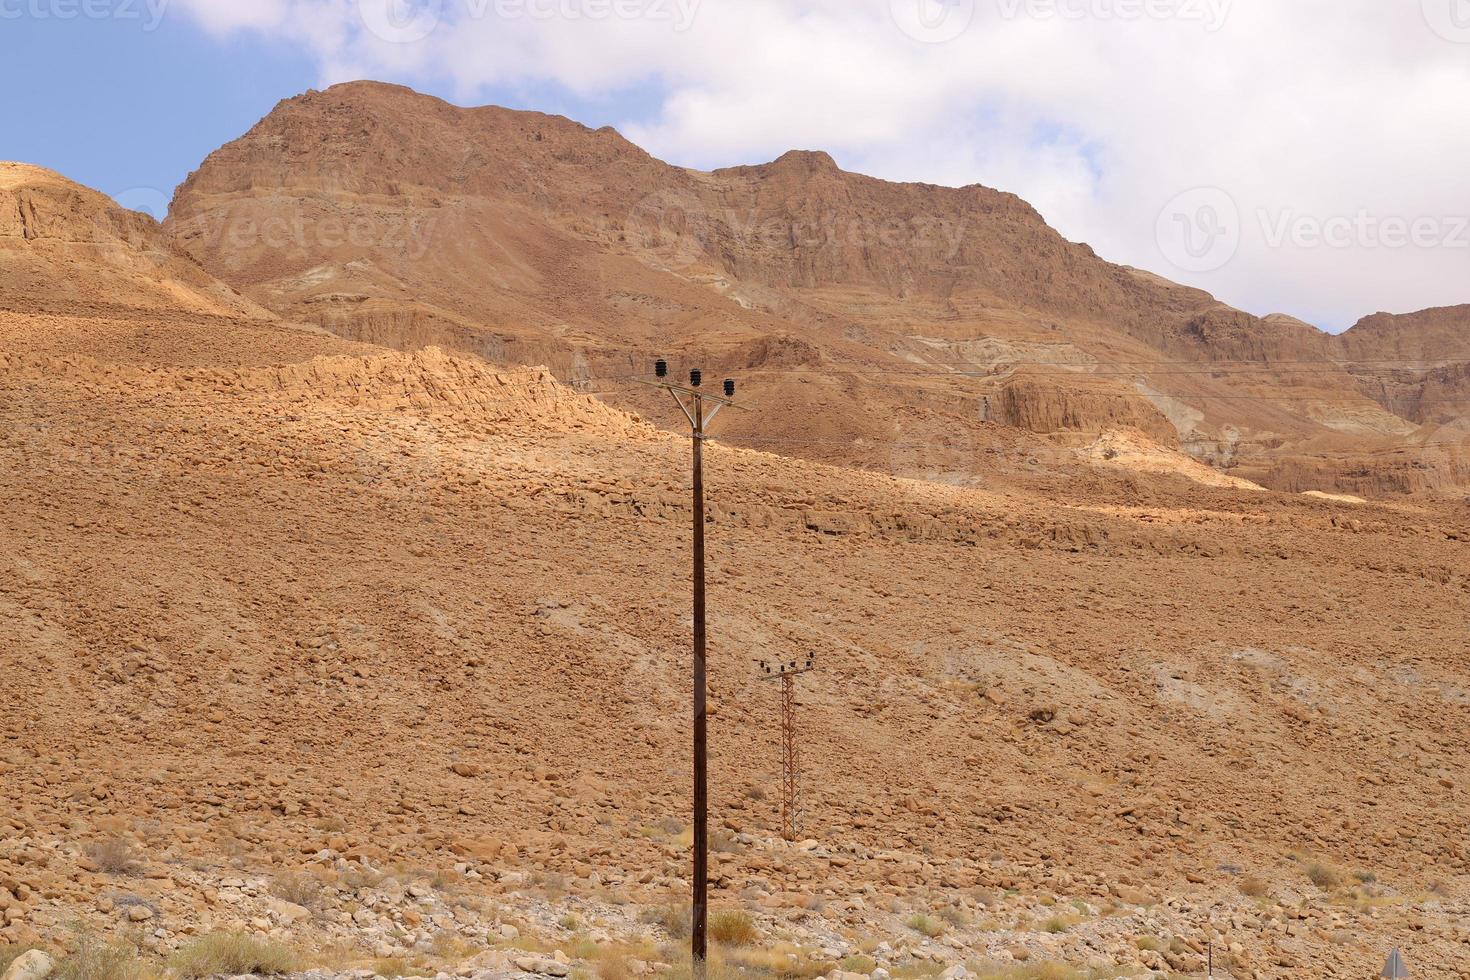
[162,82,1469,496]
[3,167,1470,978]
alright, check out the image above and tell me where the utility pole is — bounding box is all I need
[759,655,816,842]
[642,359,739,972]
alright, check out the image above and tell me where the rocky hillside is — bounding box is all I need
[3,166,1470,978]
[162,82,1469,496]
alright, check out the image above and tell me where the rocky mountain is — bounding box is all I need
[3,163,1470,976]
[163,81,1469,496]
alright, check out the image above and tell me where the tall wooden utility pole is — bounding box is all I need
[642,360,739,972]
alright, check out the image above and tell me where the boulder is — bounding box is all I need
[1,951,55,980]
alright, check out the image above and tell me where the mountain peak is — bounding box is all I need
[768,149,841,173]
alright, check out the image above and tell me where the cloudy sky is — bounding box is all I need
[4,0,1469,330]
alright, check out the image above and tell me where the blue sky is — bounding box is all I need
[4,0,1469,330]
[0,6,656,214]
[2,12,311,212]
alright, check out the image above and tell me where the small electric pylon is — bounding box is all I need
[758,654,815,841]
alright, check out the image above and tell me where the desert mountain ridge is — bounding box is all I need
[149,80,1470,497]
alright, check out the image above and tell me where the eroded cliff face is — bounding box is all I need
[990,372,1180,447]
[161,82,1468,496]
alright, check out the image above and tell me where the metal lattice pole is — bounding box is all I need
[780,673,799,841]
[760,656,815,842]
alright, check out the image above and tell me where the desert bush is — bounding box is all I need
[1041,914,1077,934]
[1238,875,1270,898]
[85,836,141,875]
[55,935,156,980]
[638,905,691,940]
[973,966,1087,980]
[368,959,435,978]
[597,953,632,980]
[657,950,741,980]
[269,870,324,909]
[905,913,944,938]
[168,933,297,977]
[566,935,601,960]
[725,945,829,980]
[710,909,758,946]
[1306,861,1343,890]
[840,955,877,974]
[938,905,970,928]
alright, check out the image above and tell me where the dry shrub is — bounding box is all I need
[269,870,324,909]
[710,909,758,946]
[905,913,944,938]
[975,966,1087,980]
[56,935,157,980]
[596,951,633,980]
[85,836,141,875]
[1041,914,1077,934]
[168,933,297,977]
[369,958,436,978]
[938,905,970,928]
[1238,875,1270,898]
[1306,861,1343,890]
[638,905,691,940]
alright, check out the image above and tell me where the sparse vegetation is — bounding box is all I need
[269,869,324,908]
[1041,913,1079,934]
[1306,860,1343,890]
[168,933,298,977]
[639,904,692,940]
[55,935,157,980]
[710,909,758,946]
[596,952,632,980]
[840,955,878,974]
[938,904,971,928]
[85,835,141,875]
[971,966,1095,980]
[368,959,435,978]
[905,912,945,938]
[1238,875,1270,898]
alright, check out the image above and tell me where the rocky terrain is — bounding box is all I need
[2,108,1470,979]
[162,82,1470,497]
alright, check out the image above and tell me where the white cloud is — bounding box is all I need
[170,0,1470,330]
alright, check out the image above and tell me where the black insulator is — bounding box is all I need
[724,378,736,397]
[655,359,668,378]
[690,369,703,388]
